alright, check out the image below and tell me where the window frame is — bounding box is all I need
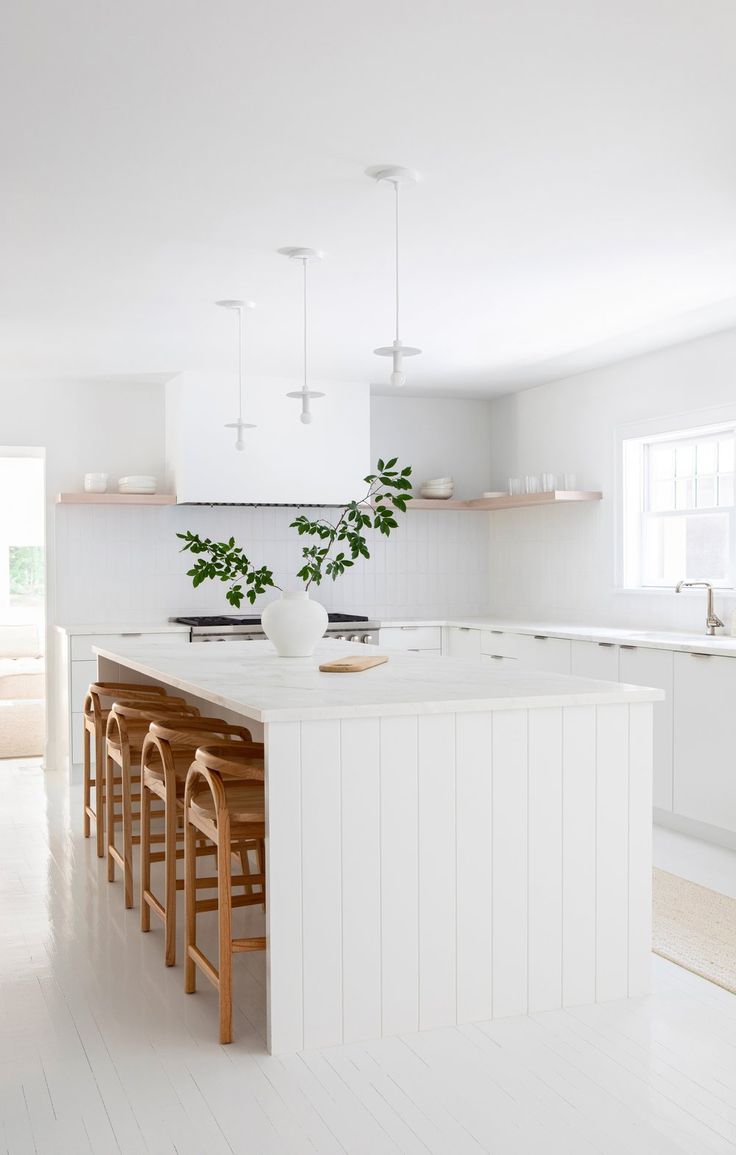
[620,416,736,592]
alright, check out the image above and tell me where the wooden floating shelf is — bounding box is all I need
[408,490,603,511]
[56,493,177,505]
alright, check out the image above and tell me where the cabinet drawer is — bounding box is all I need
[443,627,482,659]
[480,653,519,669]
[482,631,570,673]
[70,631,186,661]
[71,660,97,708]
[379,626,441,651]
[619,645,673,812]
[570,639,620,681]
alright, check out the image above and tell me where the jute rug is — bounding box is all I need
[652,868,736,995]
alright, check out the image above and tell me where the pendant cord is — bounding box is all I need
[303,258,308,394]
[394,181,400,343]
[237,305,243,424]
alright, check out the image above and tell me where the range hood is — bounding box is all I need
[166,373,371,506]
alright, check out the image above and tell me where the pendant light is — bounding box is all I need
[366,164,421,386]
[278,246,325,424]
[216,299,256,451]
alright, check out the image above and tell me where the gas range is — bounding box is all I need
[172,612,380,645]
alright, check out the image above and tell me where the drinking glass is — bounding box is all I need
[508,477,522,496]
[541,472,555,492]
[524,475,541,494]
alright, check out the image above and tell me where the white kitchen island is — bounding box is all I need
[94,638,663,1055]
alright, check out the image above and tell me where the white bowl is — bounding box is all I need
[423,476,453,486]
[84,472,108,493]
[119,475,157,487]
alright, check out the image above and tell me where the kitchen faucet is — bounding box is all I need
[674,580,724,635]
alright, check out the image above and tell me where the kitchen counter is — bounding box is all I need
[93,637,661,723]
[55,622,190,635]
[382,617,736,656]
[95,637,658,1056]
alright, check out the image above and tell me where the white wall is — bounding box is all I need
[486,326,736,629]
[1,377,167,767]
[371,395,494,499]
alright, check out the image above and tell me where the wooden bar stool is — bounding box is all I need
[105,697,199,908]
[140,716,264,966]
[184,744,266,1044]
[83,682,169,858]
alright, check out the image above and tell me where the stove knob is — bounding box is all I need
[336,634,348,641]
[363,634,375,645]
[349,634,362,643]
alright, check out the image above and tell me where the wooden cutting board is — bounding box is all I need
[319,654,389,673]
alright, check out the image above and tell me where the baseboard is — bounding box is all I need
[653,807,736,851]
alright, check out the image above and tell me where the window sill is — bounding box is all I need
[614,586,736,598]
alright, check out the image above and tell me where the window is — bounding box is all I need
[622,422,736,590]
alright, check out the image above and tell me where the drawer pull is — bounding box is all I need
[490,630,503,635]
[533,635,548,641]
[458,627,470,632]
[597,642,614,648]
[489,654,505,660]
[690,652,712,658]
[121,632,143,637]
[620,644,637,650]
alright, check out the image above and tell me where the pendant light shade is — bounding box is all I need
[278,246,325,424]
[216,299,256,450]
[366,164,421,387]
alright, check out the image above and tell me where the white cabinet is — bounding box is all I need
[673,651,736,832]
[481,630,571,674]
[570,640,619,680]
[378,626,442,653]
[443,626,482,659]
[480,654,518,670]
[619,645,674,812]
[59,628,189,777]
[166,373,371,505]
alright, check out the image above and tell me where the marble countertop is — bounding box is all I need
[380,617,736,656]
[94,637,662,723]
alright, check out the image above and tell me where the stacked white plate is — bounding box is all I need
[419,476,454,499]
[118,475,157,494]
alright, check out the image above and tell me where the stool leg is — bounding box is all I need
[106,753,116,883]
[184,808,197,995]
[164,771,177,966]
[217,813,234,1045]
[140,776,152,933]
[121,751,134,909]
[83,723,91,839]
[94,727,105,858]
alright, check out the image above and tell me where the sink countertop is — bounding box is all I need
[379,617,736,656]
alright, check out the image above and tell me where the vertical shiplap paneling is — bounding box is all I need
[528,708,563,1013]
[595,703,630,1002]
[300,719,343,1049]
[561,705,597,1006]
[340,717,382,1043]
[417,713,457,1029]
[264,720,303,1055]
[492,709,529,1018]
[455,712,493,1024]
[379,715,419,1037]
[628,703,653,998]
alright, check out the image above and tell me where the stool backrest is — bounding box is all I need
[149,716,257,751]
[193,743,264,782]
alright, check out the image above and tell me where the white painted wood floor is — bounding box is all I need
[2,759,736,1155]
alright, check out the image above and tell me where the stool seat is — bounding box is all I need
[190,780,265,825]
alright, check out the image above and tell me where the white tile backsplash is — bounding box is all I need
[54,504,490,624]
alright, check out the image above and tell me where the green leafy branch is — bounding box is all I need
[290,457,413,588]
[176,531,279,608]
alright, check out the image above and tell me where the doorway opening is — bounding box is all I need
[0,450,46,763]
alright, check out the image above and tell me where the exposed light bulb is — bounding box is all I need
[300,410,312,425]
[390,370,406,387]
[235,437,245,451]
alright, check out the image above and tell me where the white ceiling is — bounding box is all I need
[3,0,736,396]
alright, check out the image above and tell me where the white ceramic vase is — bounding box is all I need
[261,590,328,657]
